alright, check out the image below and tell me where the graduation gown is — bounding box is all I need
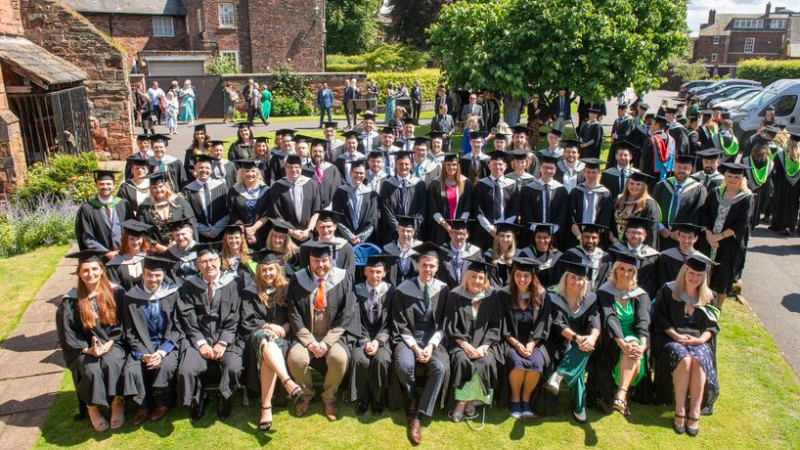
[655,247,706,288]
[124,150,153,180]
[378,175,427,246]
[212,159,237,190]
[56,286,126,407]
[651,283,719,409]
[600,166,634,203]
[149,155,187,193]
[578,120,603,159]
[75,197,133,252]
[383,240,421,287]
[268,176,321,234]
[608,242,660,298]
[177,272,244,404]
[228,141,254,162]
[769,150,800,232]
[701,187,753,294]
[440,243,483,288]
[711,131,740,163]
[651,177,707,250]
[333,151,366,181]
[122,283,183,407]
[519,179,568,248]
[106,253,145,292]
[287,267,357,351]
[609,116,636,167]
[691,170,724,192]
[228,183,270,248]
[116,180,150,216]
[365,170,389,193]
[667,122,690,159]
[239,284,291,396]
[182,178,230,242]
[267,149,289,184]
[612,198,661,249]
[444,287,505,390]
[425,177,473,245]
[518,247,563,288]
[411,159,441,185]
[565,183,614,250]
[302,161,344,209]
[331,184,379,244]
[349,282,395,402]
[298,237,356,280]
[742,156,775,229]
[459,153,490,185]
[183,146,202,184]
[483,248,520,288]
[471,176,517,249]
[557,247,612,292]
[137,196,197,247]
[161,244,199,287]
[554,160,586,193]
[639,131,674,188]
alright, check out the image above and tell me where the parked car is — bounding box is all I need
[707,88,761,109]
[712,89,761,111]
[730,79,800,140]
[679,80,714,99]
[698,85,755,106]
[692,79,761,99]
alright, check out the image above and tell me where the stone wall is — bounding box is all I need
[82,13,189,69]
[0,0,23,35]
[693,35,729,64]
[0,0,27,191]
[21,0,135,160]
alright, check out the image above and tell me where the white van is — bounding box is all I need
[730,79,800,140]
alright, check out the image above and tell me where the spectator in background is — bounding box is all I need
[165,91,179,135]
[242,79,255,107]
[343,79,356,129]
[411,79,422,125]
[179,80,196,126]
[248,83,268,126]
[459,93,484,130]
[260,84,272,125]
[367,79,379,100]
[147,81,165,125]
[549,87,572,132]
[222,82,239,124]
[503,93,523,130]
[134,83,155,135]
[384,82,397,124]
[435,85,453,117]
[317,82,334,128]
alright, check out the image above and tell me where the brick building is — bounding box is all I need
[693,3,800,75]
[61,0,326,74]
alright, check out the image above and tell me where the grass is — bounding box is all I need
[32,301,800,449]
[0,244,69,342]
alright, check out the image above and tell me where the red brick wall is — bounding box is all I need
[252,0,324,72]
[727,31,786,63]
[82,13,189,68]
[693,35,729,64]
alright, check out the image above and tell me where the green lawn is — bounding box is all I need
[0,244,69,342]
[33,301,800,449]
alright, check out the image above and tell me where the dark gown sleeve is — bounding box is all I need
[177,284,205,346]
[652,285,674,336]
[444,292,471,343]
[390,289,412,346]
[56,298,88,366]
[531,297,552,342]
[219,286,242,347]
[633,294,651,339]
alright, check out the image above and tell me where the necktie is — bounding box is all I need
[315,165,323,184]
[472,157,479,176]
[620,169,627,193]
[203,183,212,219]
[544,184,551,221]
[208,283,214,308]
[669,183,683,225]
[149,300,160,319]
[369,289,377,323]
[104,203,114,222]
[423,283,430,305]
[454,253,463,284]
[351,189,360,229]
[493,179,503,221]
[315,278,325,310]
[399,179,408,215]
[415,164,422,178]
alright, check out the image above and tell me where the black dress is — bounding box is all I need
[701,188,753,295]
[56,286,126,407]
[768,150,800,232]
[137,196,197,246]
[499,287,551,372]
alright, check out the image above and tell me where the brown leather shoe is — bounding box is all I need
[131,408,149,426]
[149,405,171,422]
[323,401,339,422]
[295,397,311,417]
[408,419,422,445]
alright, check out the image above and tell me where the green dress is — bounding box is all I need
[260,90,272,119]
[612,299,646,386]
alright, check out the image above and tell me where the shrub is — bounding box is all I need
[270,96,302,117]
[737,59,800,86]
[15,152,100,204]
[0,195,77,258]
[270,65,314,116]
[327,63,366,73]
[366,68,442,103]
[208,55,242,75]
[362,43,429,72]
[327,54,366,65]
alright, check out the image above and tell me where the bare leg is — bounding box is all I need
[259,360,276,425]
[616,354,641,400]
[87,405,109,432]
[687,358,707,432]
[508,369,525,402]
[110,396,125,429]
[673,357,692,427]
[261,341,300,393]
[521,371,541,403]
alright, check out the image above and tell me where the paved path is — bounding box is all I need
[0,245,77,450]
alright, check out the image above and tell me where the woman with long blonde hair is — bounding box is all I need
[485,222,520,287]
[137,171,196,252]
[220,223,255,284]
[611,171,660,248]
[769,134,800,235]
[651,254,720,437]
[426,153,473,245]
[56,251,127,432]
[265,218,301,276]
[227,160,270,249]
[240,250,303,431]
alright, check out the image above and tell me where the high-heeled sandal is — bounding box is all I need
[673,413,686,434]
[686,416,700,437]
[612,389,628,416]
[259,406,272,431]
[283,379,303,403]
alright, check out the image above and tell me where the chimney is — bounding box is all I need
[765,2,771,15]
[708,9,716,25]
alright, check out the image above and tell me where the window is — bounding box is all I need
[710,53,718,62]
[220,51,239,66]
[713,36,720,45]
[219,3,235,28]
[733,19,763,29]
[772,96,797,117]
[152,17,174,37]
[744,37,755,53]
[771,19,788,29]
[197,9,203,32]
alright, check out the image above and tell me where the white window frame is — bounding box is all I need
[152,17,174,37]
[197,9,203,32]
[710,53,718,62]
[220,51,239,66]
[734,19,763,29]
[713,36,720,45]
[770,19,787,29]
[218,3,235,28]
[744,37,755,54]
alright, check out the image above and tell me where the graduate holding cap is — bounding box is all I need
[122,255,182,426]
[651,153,708,251]
[75,169,133,258]
[57,250,127,431]
[106,220,152,291]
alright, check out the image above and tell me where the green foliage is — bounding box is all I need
[269,67,314,116]
[270,96,303,117]
[362,43,429,72]
[429,0,689,102]
[15,152,99,204]
[207,55,242,75]
[0,196,77,258]
[327,63,366,73]
[668,55,709,83]
[326,0,383,55]
[387,0,453,49]
[737,58,800,86]
[366,68,442,102]
[327,54,366,66]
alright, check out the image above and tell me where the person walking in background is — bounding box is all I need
[260,84,273,125]
[411,80,422,126]
[165,91,179,135]
[549,88,572,132]
[134,83,155,135]
[384,83,397,124]
[247,83,268,126]
[147,81,165,126]
[343,79,357,129]
[179,80,196,125]
[222,82,239,124]
[317,82,334,128]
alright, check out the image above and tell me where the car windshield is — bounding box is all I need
[738,89,776,112]
[733,89,759,100]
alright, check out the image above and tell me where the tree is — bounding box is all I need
[429,0,689,102]
[326,0,383,55]
[387,0,454,49]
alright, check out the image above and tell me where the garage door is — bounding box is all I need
[147,61,205,77]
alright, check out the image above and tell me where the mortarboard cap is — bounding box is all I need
[315,209,345,223]
[143,171,168,184]
[268,218,293,234]
[251,249,286,266]
[194,154,216,165]
[562,139,580,149]
[65,250,106,264]
[696,148,723,159]
[577,222,608,234]
[412,137,429,146]
[93,169,119,182]
[493,133,509,141]
[396,215,418,228]
[402,117,416,125]
[561,260,592,277]
[720,162,749,175]
[495,222,522,234]
[126,155,151,167]
[224,220,249,234]
[254,136,269,144]
[675,153,698,165]
[237,122,252,130]
[469,131,488,139]
[380,126,395,134]
[149,134,171,144]
[143,255,174,272]
[137,134,150,142]
[121,219,152,236]
[209,140,226,147]
[168,217,193,232]
[489,151,510,162]
[464,258,496,274]
[539,153,561,165]
[275,128,297,136]
[285,154,303,166]
[609,249,643,268]
[194,242,221,257]
[628,171,654,183]
[234,159,258,169]
[685,253,718,272]
[540,127,563,138]
[447,218,474,230]
[194,124,206,132]
[671,222,705,235]
[365,254,397,268]
[532,222,557,234]
[342,130,360,139]
[511,125,530,134]
[412,242,448,260]
[443,153,459,162]
[638,103,650,111]
[393,150,414,161]
[323,121,338,129]
[349,158,368,168]
[654,116,668,127]
[362,111,377,120]
[306,241,335,259]
[511,149,529,160]
[511,256,541,272]
[624,216,655,230]
[581,158,606,169]
[427,131,445,140]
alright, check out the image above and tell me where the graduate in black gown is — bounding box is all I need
[445,259,504,421]
[378,150,427,246]
[554,142,585,192]
[608,217,660,298]
[768,134,800,235]
[638,116,675,188]
[160,218,201,286]
[183,124,210,184]
[117,156,152,215]
[182,155,230,243]
[239,250,303,431]
[331,158,379,246]
[611,171,661,249]
[565,158,613,250]
[651,154,707,251]
[148,134,187,193]
[350,254,396,415]
[227,159,271,249]
[124,134,153,180]
[177,245,244,423]
[390,243,451,445]
[519,154,568,248]
[440,219,484,288]
[56,250,127,431]
[651,255,720,436]
[426,153,473,245]
[267,154,321,244]
[122,256,182,426]
[600,140,637,201]
[483,222,522,287]
[557,223,613,293]
[302,139,344,209]
[471,151,517,250]
[297,210,356,279]
[228,122,255,161]
[383,216,423,287]
[266,128,297,184]
[220,222,257,287]
[75,169,133,256]
[578,107,603,159]
[137,172,196,252]
[209,140,238,190]
[410,137,441,184]
[656,223,707,288]
[691,148,725,191]
[106,220,151,291]
[333,131,366,181]
[742,139,775,230]
[588,252,651,416]
[518,223,563,288]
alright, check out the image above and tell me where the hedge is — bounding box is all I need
[737,58,800,86]
[327,63,366,73]
[365,69,443,103]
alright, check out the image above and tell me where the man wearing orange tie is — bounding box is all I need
[286,242,357,421]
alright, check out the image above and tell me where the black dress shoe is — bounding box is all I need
[371,401,384,415]
[356,400,369,416]
[216,394,231,420]
[190,397,207,423]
